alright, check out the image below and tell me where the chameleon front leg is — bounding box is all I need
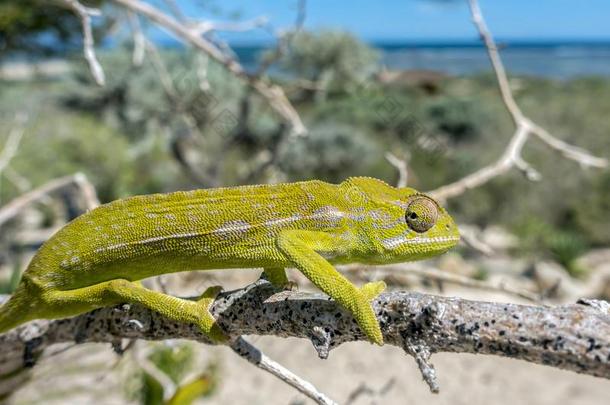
[276,230,386,345]
[44,280,228,343]
[262,267,290,287]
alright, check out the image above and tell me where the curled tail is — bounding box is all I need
[0,281,40,334]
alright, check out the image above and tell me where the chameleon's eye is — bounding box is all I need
[405,195,439,233]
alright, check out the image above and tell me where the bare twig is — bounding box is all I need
[60,0,106,86]
[527,119,608,168]
[428,0,607,200]
[3,167,32,194]
[127,11,146,66]
[73,172,101,210]
[0,113,28,177]
[108,0,306,135]
[0,173,99,227]
[189,16,269,37]
[231,337,337,405]
[456,224,494,256]
[356,264,541,303]
[385,152,409,188]
[195,53,211,92]
[429,122,531,200]
[144,39,179,100]
[0,281,607,396]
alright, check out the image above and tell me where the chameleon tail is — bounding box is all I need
[0,282,39,334]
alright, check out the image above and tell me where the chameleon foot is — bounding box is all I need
[196,285,228,343]
[360,280,387,301]
[262,267,297,290]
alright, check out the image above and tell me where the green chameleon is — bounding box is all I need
[0,177,459,345]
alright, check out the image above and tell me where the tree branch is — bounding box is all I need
[108,0,306,136]
[1,280,608,395]
[352,264,541,303]
[0,113,28,178]
[231,336,337,405]
[60,0,106,86]
[0,173,99,227]
[428,0,607,200]
[385,152,409,188]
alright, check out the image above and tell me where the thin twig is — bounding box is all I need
[385,152,409,188]
[189,16,269,37]
[144,39,179,99]
[231,337,337,405]
[428,0,607,200]
[73,173,101,210]
[109,0,306,135]
[356,264,541,303]
[456,224,494,256]
[127,11,146,66]
[0,173,99,227]
[3,167,32,194]
[0,113,28,177]
[429,123,531,199]
[60,0,106,86]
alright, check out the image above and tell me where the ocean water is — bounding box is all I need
[233,41,610,79]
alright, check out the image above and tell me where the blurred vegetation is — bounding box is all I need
[0,30,609,269]
[269,30,379,100]
[135,343,218,405]
[0,0,106,58]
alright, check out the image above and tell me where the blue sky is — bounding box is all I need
[176,0,610,44]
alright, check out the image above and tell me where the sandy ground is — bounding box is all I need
[209,336,610,405]
[12,334,609,405]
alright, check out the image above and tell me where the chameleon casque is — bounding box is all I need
[0,177,459,345]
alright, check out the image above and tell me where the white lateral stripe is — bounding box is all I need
[381,235,460,250]
[95,232,203,254]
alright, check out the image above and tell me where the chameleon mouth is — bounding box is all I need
[381,235,461,250]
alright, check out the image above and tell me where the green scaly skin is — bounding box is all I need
[0,177,459,345]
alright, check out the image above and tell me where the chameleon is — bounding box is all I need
[0,177,459,345]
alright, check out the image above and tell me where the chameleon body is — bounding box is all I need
[0,177,459,345]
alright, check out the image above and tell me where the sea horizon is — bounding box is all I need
[226,38,610,79]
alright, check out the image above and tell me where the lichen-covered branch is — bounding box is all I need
[1,280,608,393]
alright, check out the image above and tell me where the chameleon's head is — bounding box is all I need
[377,191,459,262]
[342,177,460,263]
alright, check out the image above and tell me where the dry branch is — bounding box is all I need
[354,264,541,303]
[0,113,28,178]
[384,152,409,188]
[60,0,105,86]
[108,0,306,135]
[1,280,608,394]
[428,0,607,200]
[0,173,99,227]
[126,11,145,66]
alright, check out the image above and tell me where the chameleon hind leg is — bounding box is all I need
[276,230,386,345]
[43,280,227,343]
[262,267,297,290]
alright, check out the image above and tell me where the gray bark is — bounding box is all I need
[1,280,609,395]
